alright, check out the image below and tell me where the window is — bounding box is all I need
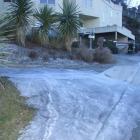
[40,0,55,4]
[4,0,15,2]
[48,0,55,4]
[40,0,47,3]
[4,0,12,2]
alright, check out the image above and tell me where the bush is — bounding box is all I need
[71,41,79,48]
[94,47,113,63]
[80,47,94,62]
[26,29,41,45]
[49,37,65,49]
[28,51,38,60]
[72,47,94,62]
[104,41,118,54]
[42,52,49,61]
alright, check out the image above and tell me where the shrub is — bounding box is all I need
[94,47,113,63]
[71,41,80,48]
[80,48,94,62]
[72,47,94,62]
[49,37,65,49]
[28,51,38,60]
[104,41,118,54]
[26,28,43,46]
[42,52,49,61]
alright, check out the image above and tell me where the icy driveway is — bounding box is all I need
[0,67,140,140]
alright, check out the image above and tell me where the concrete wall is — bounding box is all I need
[76,0,99,18]
[80,17,100,28]
[0,0,123,28]
[75,0,121,28]
[92,0,122,27]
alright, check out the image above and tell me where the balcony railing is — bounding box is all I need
[79,25,135,40]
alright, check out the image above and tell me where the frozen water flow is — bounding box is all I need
[0,67,140,140]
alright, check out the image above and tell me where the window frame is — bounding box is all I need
[4,0,12,2]
[40,0,55,5]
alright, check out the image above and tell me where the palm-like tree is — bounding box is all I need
[0,16,16,42]
[57,0,81,51]
[34,5,55,46]
[0,0,33,46]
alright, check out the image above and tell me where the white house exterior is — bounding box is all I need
[0,0,135,42]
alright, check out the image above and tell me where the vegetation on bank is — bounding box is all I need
[0,0,115,64]
[0,0,81,51]
[0,77,35,140]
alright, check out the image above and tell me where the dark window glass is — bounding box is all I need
[4,0,11,2]
[40,0,55,4]
[48,0,55,4]
[40,0,47,3]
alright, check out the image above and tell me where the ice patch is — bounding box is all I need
[0,67,140,140]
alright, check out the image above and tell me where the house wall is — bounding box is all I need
[0,0,63,16]
[78,0,122,28]
[92,0,122,27]
[76,0,99,18]
[80,17,100,28]
[0,0,123,28]
[0,1,10,17]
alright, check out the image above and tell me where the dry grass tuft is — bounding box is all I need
[0,77,35,140]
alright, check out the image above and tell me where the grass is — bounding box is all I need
[0,77,35,140]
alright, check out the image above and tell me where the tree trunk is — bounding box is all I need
[65,37,72,52]
[0,82,4,90]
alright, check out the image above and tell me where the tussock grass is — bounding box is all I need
[0,77,35,140]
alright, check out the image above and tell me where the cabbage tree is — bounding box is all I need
[34,5,56,46]
[0,0,33,46]
[57,0,81,51]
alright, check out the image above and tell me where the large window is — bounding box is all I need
[40,0,55,4]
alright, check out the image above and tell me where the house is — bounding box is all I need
[0,0,135,45]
